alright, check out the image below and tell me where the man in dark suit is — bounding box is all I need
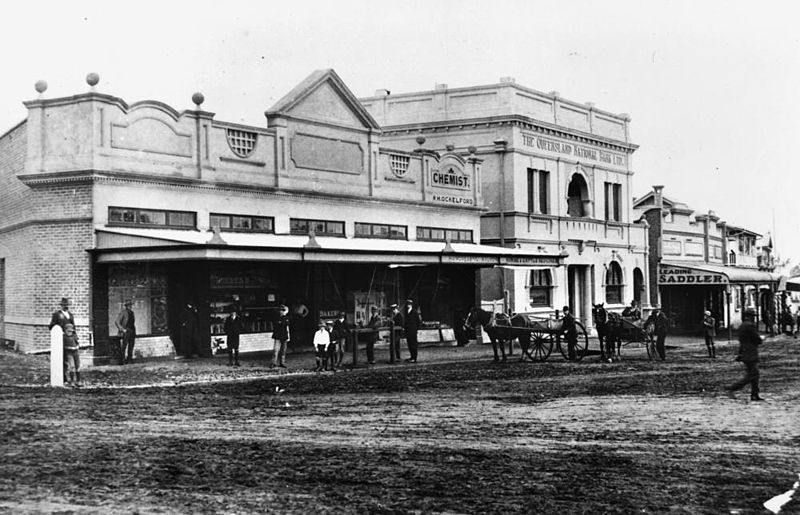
[561,306,577,361]
[390,304,403,363]
[403,299,422,363]
[224,308,244,367]
[114,299,137,364]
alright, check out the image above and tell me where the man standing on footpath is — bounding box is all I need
[645,307,669,360]
[271,305,290,369]
[561,306,578,361]
[115,299,136,364]
[403,299,421,363]
[389,304,403,363]
[726,317,765,401]
[224,307,244,367]
[702,310,716,358]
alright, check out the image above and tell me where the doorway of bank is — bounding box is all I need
[567,265,591,327]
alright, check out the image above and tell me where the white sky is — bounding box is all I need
[2,0,799,263]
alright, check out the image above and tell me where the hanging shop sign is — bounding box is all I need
[658,264,728,285]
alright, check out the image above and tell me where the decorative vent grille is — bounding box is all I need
[226,129,257,158]
[389,154,410,178]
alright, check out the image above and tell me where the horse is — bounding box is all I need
[464,307,532,362]
[592,304,622,361]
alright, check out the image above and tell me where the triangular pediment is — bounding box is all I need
[266,69,380,131]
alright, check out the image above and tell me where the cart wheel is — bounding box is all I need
[525,332,553,362]
[559,322,589,361]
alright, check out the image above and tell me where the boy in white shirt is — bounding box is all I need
[313,320,331,371]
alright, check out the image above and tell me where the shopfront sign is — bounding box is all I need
[521,132,626,166]
[658,265,728,285]
[441,254,498,265]
[500,255,561,266]
[430,193,475,206]
[430,165,470,190]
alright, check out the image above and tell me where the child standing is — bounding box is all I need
[63,323,81,387]
[312,320,331,372]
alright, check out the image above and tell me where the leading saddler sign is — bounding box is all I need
[658,264,728,285]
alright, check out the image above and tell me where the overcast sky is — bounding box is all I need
[2,0,799,264]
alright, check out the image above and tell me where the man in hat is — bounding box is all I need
[403,299,421,363]
[389,304,403,363]
[272,305,290,368]
[561,306,578,360]
[49,297,74,331]
[702,310,716,358]
[115,299,137,364]
[330,312,348,369]
[645,306,669,360]
[224,306,244,367]
[365,306,383,365]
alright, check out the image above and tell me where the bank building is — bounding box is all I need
[361,78,649,330]
[0,70,570,362]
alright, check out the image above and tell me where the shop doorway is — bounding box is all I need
[567,265,590,326]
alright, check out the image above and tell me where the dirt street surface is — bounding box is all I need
[1,336,799,514]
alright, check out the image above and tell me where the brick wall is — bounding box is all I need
[0,122,95,352]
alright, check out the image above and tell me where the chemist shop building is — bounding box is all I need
[0,70,563,361]
[362,78,649,330]
[634,186,778,333]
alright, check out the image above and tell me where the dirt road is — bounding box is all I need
[1,337,798,514]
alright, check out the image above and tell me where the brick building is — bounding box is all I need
[634,185,778,333]
[0,70,560,360]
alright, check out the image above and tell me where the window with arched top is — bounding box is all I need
[529,269,552,307]
[567,174,590,217]
[605,262,623,304]
[729,250,736,264]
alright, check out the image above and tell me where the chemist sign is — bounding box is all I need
[658,264,728,286]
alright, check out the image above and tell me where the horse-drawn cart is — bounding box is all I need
[465,308,590,362]
[592,305,657,361]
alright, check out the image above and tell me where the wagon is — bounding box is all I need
[486,312,590,362]
[606,315,658,360]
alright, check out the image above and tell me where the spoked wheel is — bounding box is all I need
[559,322,590,361]
[525,332,553,362]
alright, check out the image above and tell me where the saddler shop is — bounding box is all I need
[0,69,560,362]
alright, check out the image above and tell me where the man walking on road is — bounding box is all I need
[726,318,764,401]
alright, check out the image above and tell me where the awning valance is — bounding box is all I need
[659,261,779,286]
[777,276,800,292]
[91,227,565,267]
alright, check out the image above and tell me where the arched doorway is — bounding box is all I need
[567,174,590,217]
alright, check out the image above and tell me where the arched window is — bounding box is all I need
[729,250,736,264]
[529,269,552,307]
[633,267,644,306]
[567,174,590,217]
[606,262,623,304]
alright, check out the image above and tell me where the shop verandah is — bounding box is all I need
[90,228,562,364]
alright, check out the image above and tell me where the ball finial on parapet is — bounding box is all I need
[86,72,100,88]
[34,80,48,95]
[192,92,205,108]
[468,145,477,155]
[415,135,426,146]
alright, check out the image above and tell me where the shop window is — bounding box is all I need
[210,213,274,233]
[226,129,257,158]
[108,264,168,336]
[529,269,552,307]
[604,182,622,222]
[355,222,407,239]
[605,261,623,304]
[416,226,473,243]
[109,207,196,229]
[290,218,345,237]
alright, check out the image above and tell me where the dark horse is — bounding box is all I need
[592,304,622,361]
[464,307,532,362]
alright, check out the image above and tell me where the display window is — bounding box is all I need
[108,264,168,336]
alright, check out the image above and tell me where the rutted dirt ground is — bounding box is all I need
[1,337,799,514]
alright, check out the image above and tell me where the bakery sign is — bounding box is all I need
[658,264,728,285]
[429,165,470,191]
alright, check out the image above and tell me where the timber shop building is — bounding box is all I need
[0,70,563,361]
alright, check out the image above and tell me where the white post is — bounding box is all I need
[50,325,64,387]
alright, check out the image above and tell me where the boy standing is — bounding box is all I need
[312,320,331,372]
[63,323,81,387]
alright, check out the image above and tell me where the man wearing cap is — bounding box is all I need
[115,299,137,364]
[403,299,421,363]
[702,310,716,358]
[49,297,75,331]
